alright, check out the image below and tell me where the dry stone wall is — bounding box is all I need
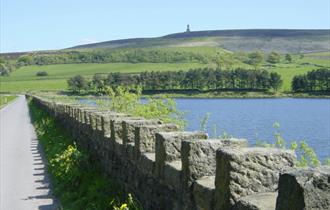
[29,95,330,210]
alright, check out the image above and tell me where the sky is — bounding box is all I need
[0,0,329,53]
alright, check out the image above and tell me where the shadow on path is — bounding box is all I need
[21,116,60,209]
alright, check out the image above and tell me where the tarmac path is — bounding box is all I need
[0,95,59,210]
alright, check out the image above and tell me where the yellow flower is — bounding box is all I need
[120,203,128,210]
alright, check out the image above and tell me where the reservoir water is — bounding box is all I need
[81,98,330,161]
[175,98,330,161]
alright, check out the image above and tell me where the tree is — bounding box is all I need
[36,71,48,76]
[17,55,33,66]
[267,51,281,64]
[91,73,106,93]
[246,52,263,69]
[67,75,88,93]
[291,68,330,92]
[0,63,10,76]
[269,72,283,91]
[285,54,292,63]
[292,75,308,92]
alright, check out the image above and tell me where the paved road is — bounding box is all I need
[0,95,59,210]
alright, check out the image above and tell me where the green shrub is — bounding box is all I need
[101,86,186,128]
[36,71,48,76]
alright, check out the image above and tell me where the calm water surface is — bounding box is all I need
[81,98,330,160]
[175,98,330,160]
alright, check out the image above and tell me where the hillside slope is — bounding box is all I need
[70,29,330,53]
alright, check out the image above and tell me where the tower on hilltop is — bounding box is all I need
[186,24,190,33]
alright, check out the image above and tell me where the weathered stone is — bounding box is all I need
[139,152,156,176]
[182,139,246,189]
[89,112,98,130]
[276,166,330,210]
[101,114,111,137]
[212,138,248,148]
[83,110,91,125]
[182,138,247,191]
[126,142,135,160]
[193,176,215,210]
[113,138,124,155]
[155,131,208,178]
[215,147,296,210]
[164,160,182,191]
[122,119,159,146]
[135,124,179,157]
[233,192,277,210]
[110,116,138,144]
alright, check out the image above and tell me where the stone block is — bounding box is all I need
[122,119,159,146]
[89,112,98,130]
[135,124,179,157]
[101,114,111,137]
[110,116,140,144]
[139,152,156,176]
[126,142,135,160]
[212,138,248,148]
[182,139,230,189]
[276,166,330,210]
[215,147,296,210]
[155,131,208,178]
[164,160,182,191]
[233,192,277,210]
[193,176,215,210]
[113,137,124,155]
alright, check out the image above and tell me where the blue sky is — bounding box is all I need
[1,0,329,53]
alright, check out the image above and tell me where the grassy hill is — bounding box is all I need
[1,51,329,93]
[69,29,330,54]
[0,29,329,94]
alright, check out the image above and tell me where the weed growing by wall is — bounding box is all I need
[29,100,142,210]
[101,86,186,128]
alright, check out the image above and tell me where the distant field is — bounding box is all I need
[0,48,329,93]
[0,62,206,92]
[270,65,322,91]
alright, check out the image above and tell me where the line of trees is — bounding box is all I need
[67,68,283,93]
[15,49,292,68]
[243,51,292,69]
[292,68,330,92]
[16,49,209,66]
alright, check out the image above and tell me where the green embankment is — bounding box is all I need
[0,95,17,108]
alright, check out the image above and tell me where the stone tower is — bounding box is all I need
[186,24,190,32]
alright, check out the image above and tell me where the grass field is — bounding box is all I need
[0,49,329,93]
[0,62,206,92]
[0,95,17,108]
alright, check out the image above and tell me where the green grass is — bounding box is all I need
[266,55,330,91]
[0,95,17,108]
[269,65,322,91]
[152,46,231,55]
[0,62,206,92]
[1,47,329,93]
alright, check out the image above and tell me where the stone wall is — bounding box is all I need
[29,95,330,210]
